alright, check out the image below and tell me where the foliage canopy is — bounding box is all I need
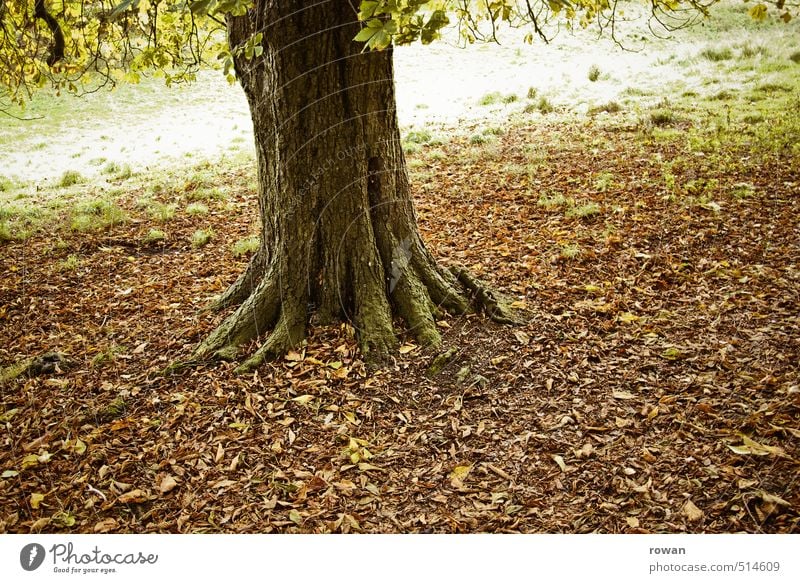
[0,0,795,104]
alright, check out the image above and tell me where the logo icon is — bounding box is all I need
[20,543,46,571]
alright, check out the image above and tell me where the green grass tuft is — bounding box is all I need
[185,202,209,215]
[191,229,214,248]
[58,170,85,188]
[144,228,166,243]
[588,64,601,82]
[700,46,734,62]
[232,235,260,257]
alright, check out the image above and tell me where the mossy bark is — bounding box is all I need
[195,1,513,372]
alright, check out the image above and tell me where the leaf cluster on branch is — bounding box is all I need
[0,0,796,103]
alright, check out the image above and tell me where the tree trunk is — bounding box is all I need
[194,1,513,372]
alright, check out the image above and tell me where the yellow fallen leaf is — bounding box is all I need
[728,436,787,458]
[73,439,87,455]
[291,395,315,405]
[626,516,640,528]
[551,455,567,472]
[618,312,640,324]
[285,350,303,362]
[21,454,39,469]
[357,463,384,472]
[30,492,45,509]
[398,344,417,355]
[450,464,472,480]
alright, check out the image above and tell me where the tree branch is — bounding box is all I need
[34,0,65,66]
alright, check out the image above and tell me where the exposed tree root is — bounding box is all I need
[451,267,519,325]
[193,270,281,360]
[234,307,306,374]
[204,250,267,313]
[183,243,517,373]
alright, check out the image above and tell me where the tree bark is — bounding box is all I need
[194,0,513,372]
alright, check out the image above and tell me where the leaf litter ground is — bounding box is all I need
[1,118,798,533]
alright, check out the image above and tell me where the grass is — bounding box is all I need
[186,202,209,215]
[148,202,177,222]
[648,109,677,127]
[191,229,214,248]
[58,170,85,188]
[791,51,800,64]
[478,92,504,106]
[588,64,601,82]
[700,46,734,62]
[537,193,569,209]
[59,254,81,271]
[70,199,128,232]
[405,129,434,144]
[102,162,133,179]
[144,228,166,243]
[525,96,554,115]
[565,202,601,219]
[478,92,518,106]
[232,236,260,257]
[588,101,622,115]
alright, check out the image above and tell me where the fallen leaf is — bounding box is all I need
[291,395,315,405]
[73,439,87,455]
[159,475,179,494]
[626,516,640,528]
[30,493,45,509]
[612,390,636,400]
[513,331,530,345]
[93,518,119,533]
[118,489,149,504]
[1,470,19,478]
[285,350,303,362]
[398,344,417,354]
[551,455,567,472]
[450,464,472,480]
[727,436,787,458]
[682,499,704,522]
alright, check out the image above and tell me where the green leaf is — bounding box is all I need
[1,470,19,478]
[189,0,217,16]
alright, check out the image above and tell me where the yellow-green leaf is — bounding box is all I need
[450,464,472,480]
[30,492,45,509]
[291,395,314,405]
[73,439,87,455]
[748,3,768,21]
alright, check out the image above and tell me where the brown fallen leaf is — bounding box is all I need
[118,489,149,504]
[682,499,704,522]
[159,475,179,494]
[93,518,119,533]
